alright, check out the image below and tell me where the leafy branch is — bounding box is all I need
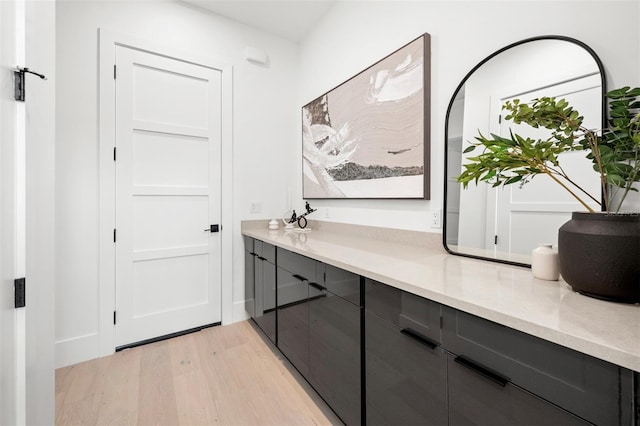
[457,88,640,213]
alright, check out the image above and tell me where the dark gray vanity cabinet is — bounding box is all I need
[276,249,320,377]
[276,264,311,376]
[244,237,255,318]
[365,279,447,426]
[447,353,588,425]
[441,306,634,426]
[308,264,361,426]
[277,249,362,425]
[245,237,638,426]
[244,237,276,344]
[363,280,635,426]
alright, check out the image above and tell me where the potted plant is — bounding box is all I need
[457,86,640,303]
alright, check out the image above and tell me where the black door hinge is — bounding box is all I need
[14,67,46,102]
[113,147,116,161]
[498,115,502,124]
[494,235,498,245]
[113,64,116,80]
[14,278,26,308]
[113,311,117,325]
[113,229,117,242]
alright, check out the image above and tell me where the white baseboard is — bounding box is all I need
[57,303,249,368]
[232,300,250,323]
[55,333,100,368]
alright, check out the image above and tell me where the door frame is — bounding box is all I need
[98,28,233,357]
[2,0,56,423]
[0,1,22,423]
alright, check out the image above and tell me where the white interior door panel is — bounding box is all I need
[115,46,221,348]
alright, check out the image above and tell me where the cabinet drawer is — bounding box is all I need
[244,249,255,318]
[447,353,589,425]
[254,259,276,344]
[277,267,309,376]
[254,240,276,264]
[277,248,319,282]
[309,292,361,425]
[365,279,441,343]
[243,235,254,252]
[442,306,632,426]
[366,311,447,426]
[322,263,361,306]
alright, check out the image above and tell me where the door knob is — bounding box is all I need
[204,224,220,232]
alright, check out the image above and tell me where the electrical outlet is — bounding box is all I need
[431,209,441,228]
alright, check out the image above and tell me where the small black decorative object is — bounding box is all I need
[287,202,317,229]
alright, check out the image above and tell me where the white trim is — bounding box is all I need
[132,185,209,196]
[98,28,233,358]
[24,0,56,422]
[15,1,26,423]
[131,120,208,138]
[232,301,250,323]
[55,333,100,369]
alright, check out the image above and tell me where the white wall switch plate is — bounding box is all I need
[250,201,262,213]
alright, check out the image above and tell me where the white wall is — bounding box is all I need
[55,0,299,367]
[298,0,640,231]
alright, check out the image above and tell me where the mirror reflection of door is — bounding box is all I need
[491,74,602,255]
[447,38,604,264]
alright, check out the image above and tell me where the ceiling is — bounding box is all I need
[180,0,338,43]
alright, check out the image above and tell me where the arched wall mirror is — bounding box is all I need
[443,36,606,266]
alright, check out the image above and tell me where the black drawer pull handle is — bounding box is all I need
[308,282,326,291]
[250,252,258,257]
[454,355,509,387]
[292,274,307,282]
[400,328,438,350]
[257,256,266,261]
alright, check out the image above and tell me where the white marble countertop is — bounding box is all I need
[242,220,640,372]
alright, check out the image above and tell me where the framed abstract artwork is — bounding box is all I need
[302,33,430,199]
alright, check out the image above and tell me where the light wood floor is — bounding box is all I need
[56,320,341,425]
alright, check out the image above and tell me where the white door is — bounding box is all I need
[1,0,25,423]
[114,46,222,348]
[492,74,602,255]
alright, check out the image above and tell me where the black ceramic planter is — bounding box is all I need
[558,212,640,303]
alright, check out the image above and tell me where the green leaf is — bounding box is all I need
[505,176,523,185]
[606,174,626,186]
[612,117,629,128]
[484,169,497,180]
[607,87,631,99]
[462,145,476,154]
[627,87,640,97]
